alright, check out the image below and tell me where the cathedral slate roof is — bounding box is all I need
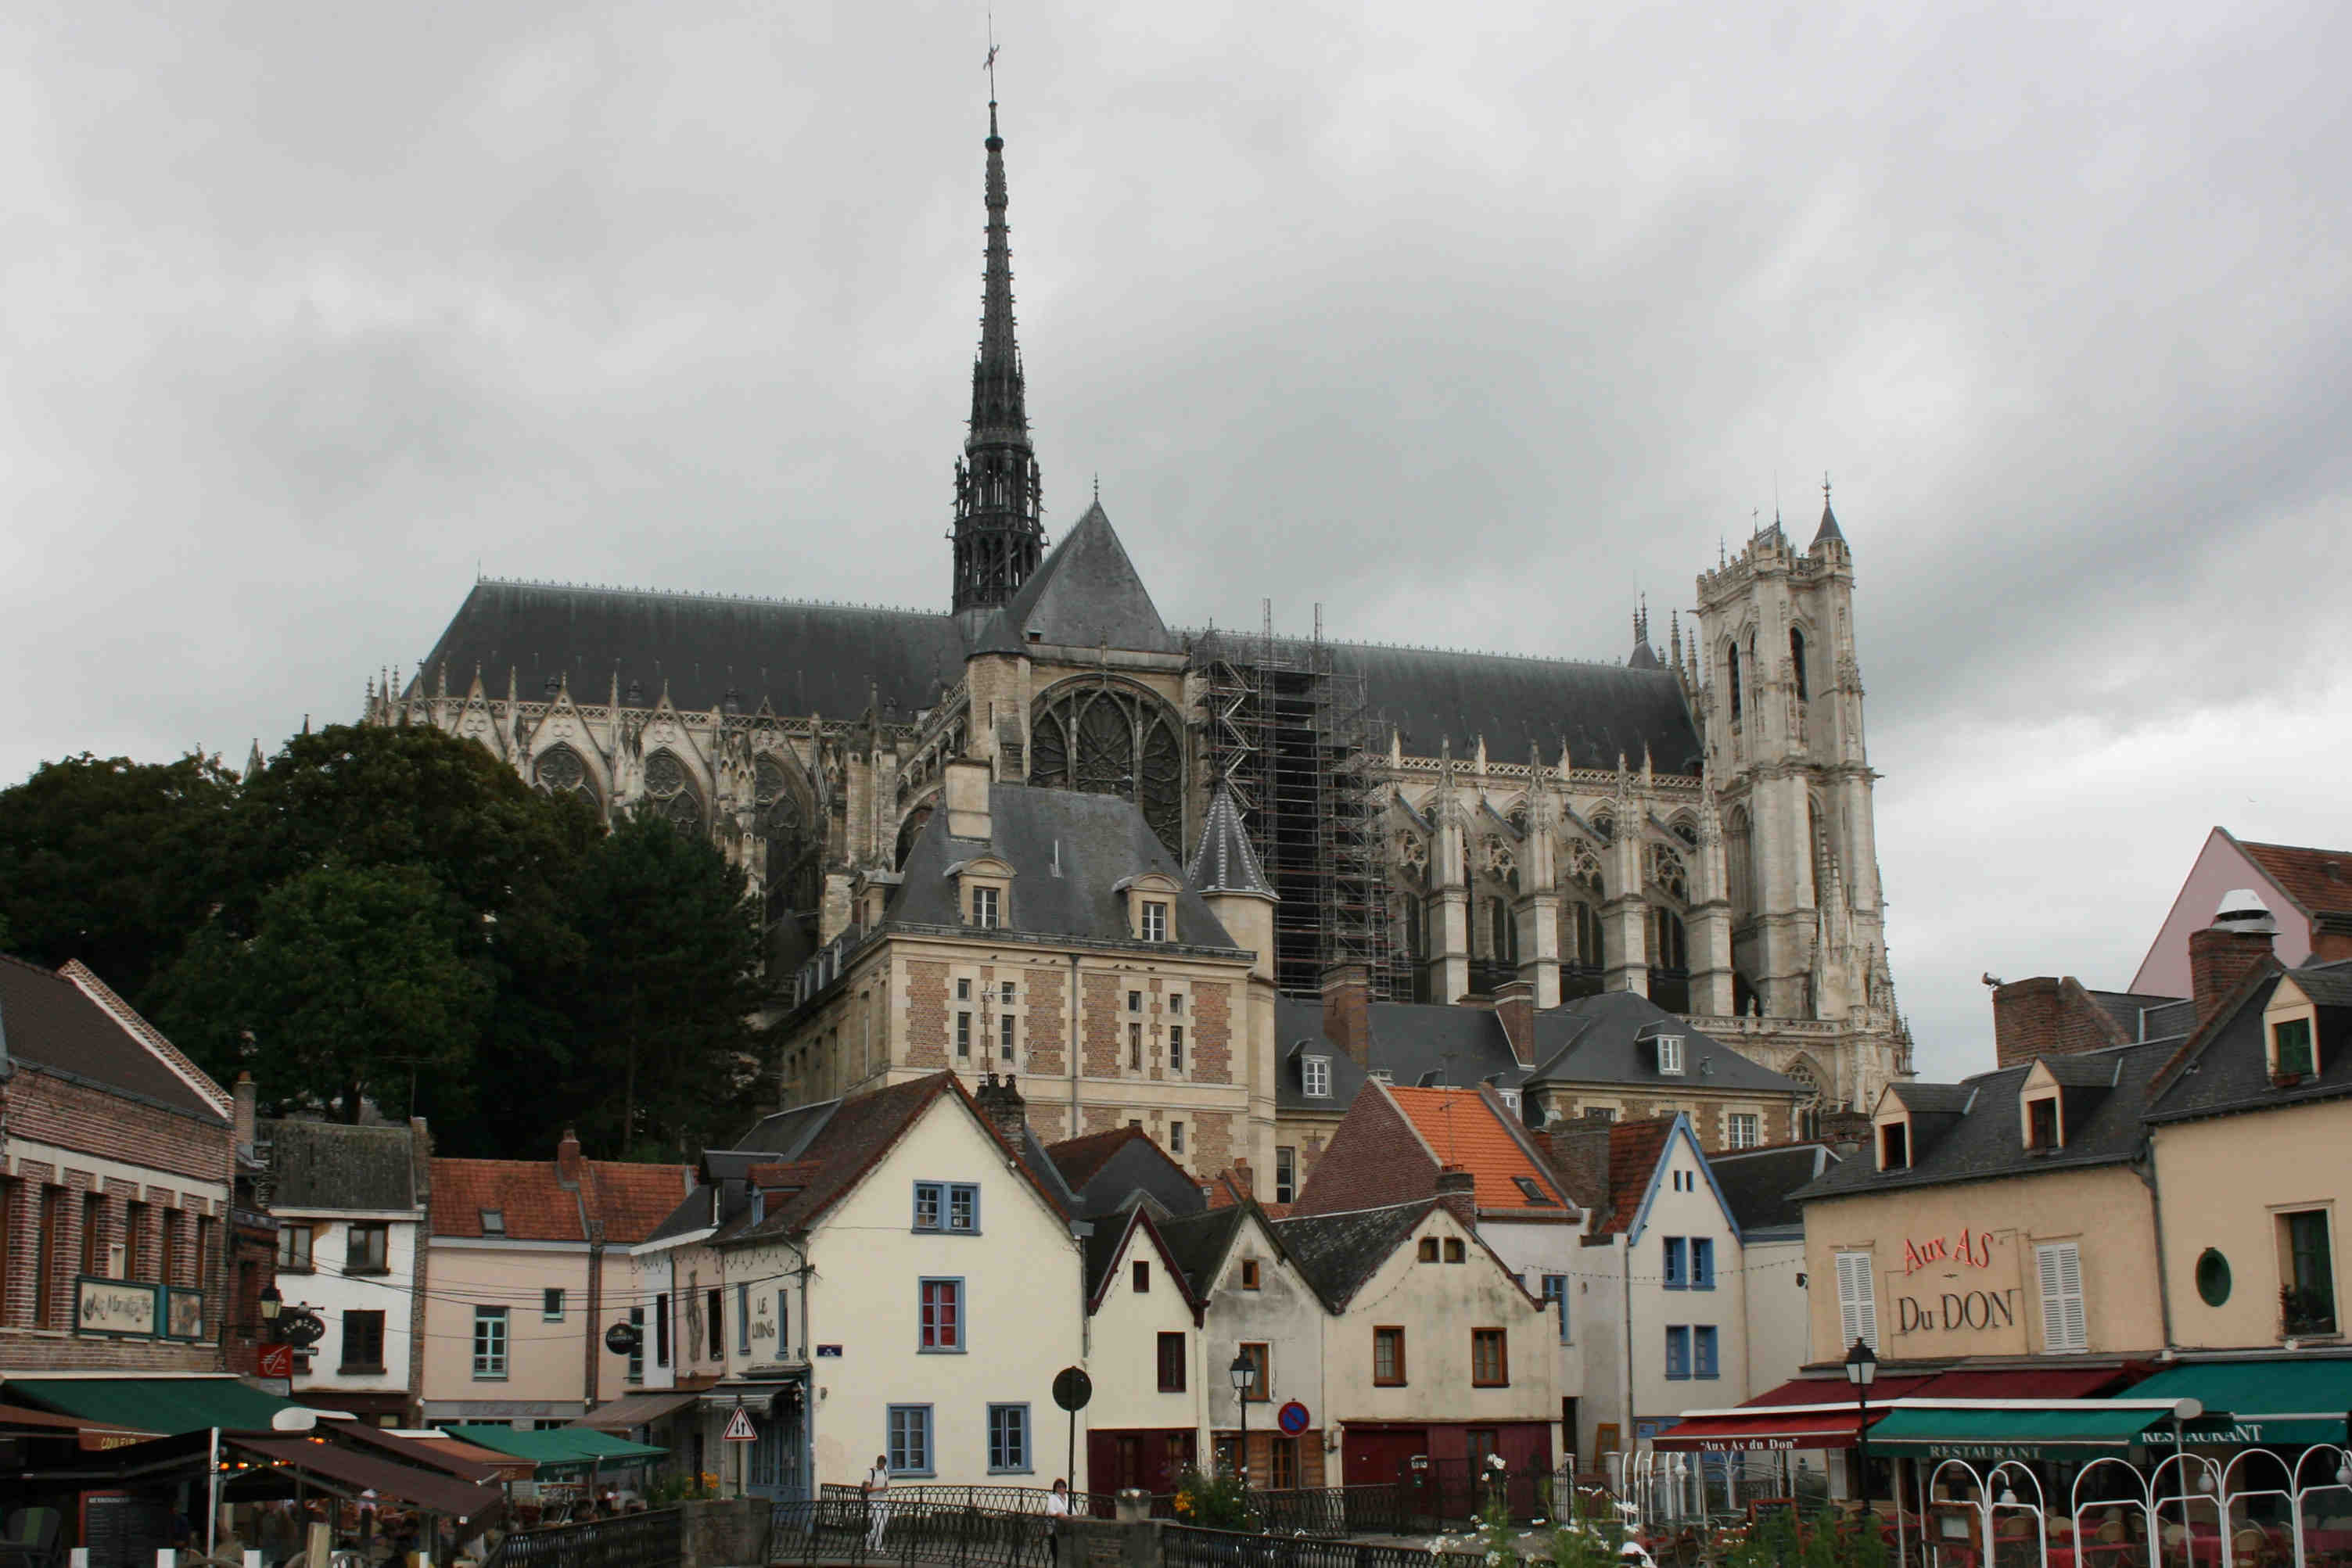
[889,783,1243,952]
[971,501,1176,655]
[1187,784,1275,899]
[1315,640,1703,773]
[408,579,968,719]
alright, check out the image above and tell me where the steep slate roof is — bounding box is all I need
[1707,1143,1838,1235]
[1813,497,1844,547]
[1188,785,1275,899]
[1272,1200,1432,1309]
[1154,1206,1252,1296]
[0,953,227,1123]
[1798,1041,2175,1202]
[1323,641,1702,773]
[972,503,1176,655]
[889,784,1241,950]
[1043,1127,1207,1220]
[1527,991,1804,1094]
[720,1072,1068,1246]
[264,1119,421,1211]
[2238,838,2352,919]
[1385,1088,1572,1211]
[2087,990,2191,1042]
[2147,962,2352,1124]
[408,579,968,719]
[1083,1206,1204,1311]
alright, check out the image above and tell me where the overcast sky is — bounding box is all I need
[5,0,2348,1078]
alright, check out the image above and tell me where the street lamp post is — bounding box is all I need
[1229,1351,1255,1488]
[1844,1338,1879,1514]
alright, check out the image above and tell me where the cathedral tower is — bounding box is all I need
[1693,484,1902,1111]
[951,99,1046,640]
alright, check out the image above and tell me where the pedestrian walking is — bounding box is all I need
[864,1455,892,1548]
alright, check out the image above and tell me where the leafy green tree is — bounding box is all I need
[556,806,767,1158]
[0,753,236,996]
[155,863,490,1121]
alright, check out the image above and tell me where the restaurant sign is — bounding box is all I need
[76,1276,161,1338]
[1698,1436,1809,1452]
[1891,1226,2027,1352]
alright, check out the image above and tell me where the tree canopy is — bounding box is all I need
[4,724,768,1158]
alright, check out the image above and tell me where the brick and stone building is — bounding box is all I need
[0,955,238,1371]
[372,93,1912,1150]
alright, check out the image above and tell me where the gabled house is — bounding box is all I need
[1704,1142,1839,1401]
[419,1135,694,1427]
[1276,1197,1558,1492]
[1544,1112,1746,1462]
[1078,1204,1206,1491]
[692,1071,1085,1494]
[2131,829,2352,994]
[1158,1202,1332,1490]
[1046,1125,1208,1221]
[257,1116,430,1424]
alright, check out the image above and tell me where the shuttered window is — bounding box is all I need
[2037,1242,2088,1353]
[1835,1251,1879,1351]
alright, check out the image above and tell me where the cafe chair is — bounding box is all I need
[2232,1527,2272,1567]
[0,1509,63,1568]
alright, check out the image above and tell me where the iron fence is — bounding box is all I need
[483,1507,683,1568]
[817,1487,1119,1520]
[767,1498,1058,1568]
[1242,1487,1407,1538]
[1161,1524,1483,1568]
[1391,1461,1567,1526]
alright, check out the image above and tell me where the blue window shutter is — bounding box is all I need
[1693,1238,1714,1290]
[1696,1326,1718,1377]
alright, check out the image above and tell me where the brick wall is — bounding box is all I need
[904,961,950,1068]
[1991,977,2131,1068]
[1082,973,1122,1077]
[1287,1089,1435,1215]
[1024,965,1067,1076]
[1192,982,1233,1085]
[1192,1111,1234,1180]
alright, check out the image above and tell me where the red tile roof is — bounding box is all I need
[1388,1087,1571,1211]
[2240,838,2352,917]
[1596,1117,1675,1235]
[430,1147,691,1243]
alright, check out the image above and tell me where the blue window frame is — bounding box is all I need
[1541,1275,1570,1342]
[1662,1237,1687,1289]
[1690,1237,1715,1290]
[886,1405,933,1475]
[919,1277,965,1352]
[913,1182,981,1234]
[1694,1325,1719,1379]
[737,1282,750,1356]
[987,1404,1032,1473]
[1664,1325,1691,1380]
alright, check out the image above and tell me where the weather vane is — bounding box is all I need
[984,10,1000,100]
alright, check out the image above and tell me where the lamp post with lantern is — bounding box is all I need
[1230,1351,1255,1487]
[1845,1338,1879,1512]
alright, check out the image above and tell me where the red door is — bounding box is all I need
[1342,1426,1430,1487]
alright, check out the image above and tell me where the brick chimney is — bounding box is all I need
[973,1072,1030,1148]
[1991,975,2138,1067]
[1320,963,1371,1065]
[555,1128,584,1188]
[1434,1164,1478,1229]
[233,1072,257,1151]
[1493,979,1535,1067]
[2191,889,2278,1026]
[943,757,993,840]
[1542,1124,1614,1217]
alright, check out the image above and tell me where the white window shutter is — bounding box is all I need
[2037,1243,2087,1352]
[1836,1252,1878,1351]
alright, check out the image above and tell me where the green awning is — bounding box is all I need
[3,1376,304,1436]
[2122,1359,2352,1448]
[442,1425,666,1477]
[1868,1404,2185,1462]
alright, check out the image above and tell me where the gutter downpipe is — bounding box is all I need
[1068,953,1082,1141]
[1621,1240,1636,1475]
[2134,1135,2176,1351]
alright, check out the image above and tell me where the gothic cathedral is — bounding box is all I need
[372,100,1912,1125]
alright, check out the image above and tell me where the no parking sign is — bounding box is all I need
[1277,1401,1310,1436]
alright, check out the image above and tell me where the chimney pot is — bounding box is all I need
[2190,894,2276,1025]
[1320,962,1371,1066]
[1435,1164,1478,1229]
[1493,979,1535,1067]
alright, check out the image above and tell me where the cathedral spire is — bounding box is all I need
[952,91,1045,633]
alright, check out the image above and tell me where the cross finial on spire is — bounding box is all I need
[1093,472,1100,502]
[1823,470,1832,504]
[984,9,999,102]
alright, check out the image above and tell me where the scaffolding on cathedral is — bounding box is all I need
[1195,607,1406,1002]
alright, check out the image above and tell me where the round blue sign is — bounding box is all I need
[1277,1400,1310,1435]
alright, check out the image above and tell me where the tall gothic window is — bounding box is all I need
[1490,898,1517,963]
[641,748,702,832]
[1725,806,1754,917]
[533,744,598,809]
[1028,683,1183,855]
[1790,626,1809,701]
[1649,906,1690,1012]
[1726,643,1743,722]
[754,754,818,910]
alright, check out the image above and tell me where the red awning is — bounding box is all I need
[1905,1368,2130,1401]
[1733,1374,1942,1407]
[232,1438,504,1520]
[1653,1374,1941,1452]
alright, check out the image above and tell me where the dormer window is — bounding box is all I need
[1656,1035,1686,1076]
[971,886,1000,928]
[1512,1176,1546,1204]
[1142,901,1169,942]
[950,853,1014,931]
[1880,1121,1909,1171]
[1302,1056,1331,1098]
[1115,872,1183,942]
[2275,1018,2314,1077]
[2027,1096,2059,1150]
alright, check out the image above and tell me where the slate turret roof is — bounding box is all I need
[1188,784,1275,899]
[971,502,1176,655]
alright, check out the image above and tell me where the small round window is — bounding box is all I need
[2196,1247,2232,1308]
